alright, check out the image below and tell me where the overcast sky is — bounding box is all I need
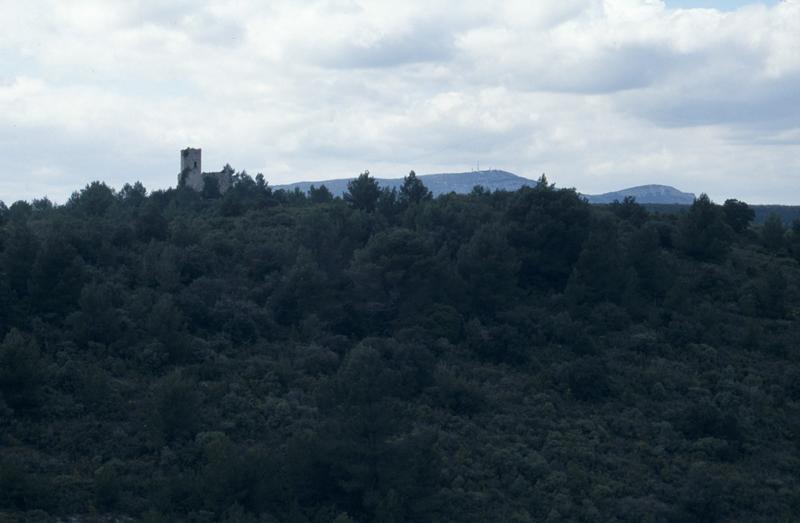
[1,0,798,204]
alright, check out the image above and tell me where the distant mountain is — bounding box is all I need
[274,172,696,205]
[583,184,696,205]
[273,170,536,197]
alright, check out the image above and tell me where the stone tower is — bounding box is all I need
[180,148,202,189]
[179,147,233,193]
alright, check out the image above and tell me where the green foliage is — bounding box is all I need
[0,176,798,521]
[457,224,519,313]
[135,202,169,241]
[202,175,222,199]
[566,214,626,305]
[678,194,733,261]
[609,196,647,226]
[2,222,39,296]
[761,213,786,252]
[151,371,202,442]
[626,222,672,299]
[28,231,84,315]
[789,219,800,262]
[506,179,592,290]
[94,459,124,509]
[723,198,755,233]
[0,457,50,510]
[399,170,432,206]
[68,181,116,216]
[8,200,33,222]
[308,184,334,204]
[350,228,442,324]
[345,171,381,212]
[0,329,45,411]
[119,181,148,207]
[560,357,610,401]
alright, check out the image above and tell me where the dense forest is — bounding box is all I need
[2,171,800,522]
[643,203,800,226]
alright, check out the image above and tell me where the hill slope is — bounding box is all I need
[1,180,799,521]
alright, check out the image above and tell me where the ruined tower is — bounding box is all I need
[179,147,233,193]
[180,147,202,190]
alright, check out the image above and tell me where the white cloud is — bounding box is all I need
[0,0,798,204]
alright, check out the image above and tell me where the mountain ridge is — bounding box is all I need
[585,184,696,205]
[274,170,697,205]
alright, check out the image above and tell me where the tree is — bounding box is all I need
[147,294,192,362]
[69,181,116,216]
[120,181,147,207]
[788,219,800,262]
[399,171,432,206]
[68,282,123,346]
[560,357,610,401]
[755,266,786,318]
[31,197,53,212]
[566,214,627,305]
[1,222,38,296]
[135,202,169,242]
[626,223,671,299]
[761,214,785,252]
[308,184,334,204]
[457,224,519,313]
[377,186,400,218]
[232,169,256,191]
[349,228,441,326]
[0,330,44,411]
[202,175,222,199]
[722,199,754,234]
[505,180,592,290]
[7,201,32,222]
[344,171,381,212]
[28,232,84,315]
[320,340,438,520]
[609,196,647,226]
[287,187,308,205]
[151,371,201,442]
[678,194,732,262]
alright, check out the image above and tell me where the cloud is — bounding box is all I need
[310,22,455,69]
[0,0,798,204]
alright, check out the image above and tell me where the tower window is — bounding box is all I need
[194,161,197,168]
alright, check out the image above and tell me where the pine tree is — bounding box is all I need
[399,171,432,205]
[345,171,381,212]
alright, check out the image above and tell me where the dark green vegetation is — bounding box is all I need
[1,173,800,522]
[645,202,800,226]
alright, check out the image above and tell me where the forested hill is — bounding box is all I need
[2,172,800,521]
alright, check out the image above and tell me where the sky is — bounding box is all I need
[1,0,798,204]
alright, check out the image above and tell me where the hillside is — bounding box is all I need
[1,175,800,521]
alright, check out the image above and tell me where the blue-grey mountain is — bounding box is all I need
[274,170,696,204]
[274,170,534,197]
[583,184,696,205]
